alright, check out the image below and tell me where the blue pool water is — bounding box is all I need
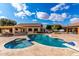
[4,34,68,49]
[4,38,33,49]
[28,34,67,48]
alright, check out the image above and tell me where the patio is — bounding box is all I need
[0,33,79,56]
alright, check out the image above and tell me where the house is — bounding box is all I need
[0,23,44,35]
[64,22,79,34]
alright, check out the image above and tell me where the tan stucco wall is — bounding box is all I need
[0,26,42,34]
[77,27,79,34]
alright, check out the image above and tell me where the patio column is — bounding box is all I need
[12,27,15,34]
[66,27,68,33]
[77,27,79,34]
[38,28,41,32]
[27,27,29,32]
[32,28,34,33]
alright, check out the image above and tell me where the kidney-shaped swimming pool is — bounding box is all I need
[28,34,67,48]
[4,34,68,49]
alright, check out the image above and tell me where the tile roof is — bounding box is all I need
[15,23,42,27]
[68,22,79,27]
[63,22,79,27]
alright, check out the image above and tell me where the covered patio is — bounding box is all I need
[0,23,44,36]
[64,22,79,34]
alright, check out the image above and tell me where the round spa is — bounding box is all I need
[4,38,33,49]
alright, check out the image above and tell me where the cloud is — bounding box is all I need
[36,12,49,20]
[50,3,70,12]
[15,10,32,17]
[64,6,70,9]
[61,13,67,18]
[32,19,37,22]
[0,16,7,18]
[42,23,48,25]
[49,13,67,21]
[11,3,28,11]
[70,18,79,23]
[24,10,32,16]
[11,3,33,19]
[36,12,68,21]
[15,11,26,17]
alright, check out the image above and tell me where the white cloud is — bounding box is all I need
[42,23,48,25]
[64,6,70,9]
[32,19,37,22]
[0,16,7,18]
[24,10,32,16]
[15,10,32,18]
[36,12,68,21]
[70,18,79,23]
[50,3,70,12]
[61,13,67,18]
[36,12,49,19]
[11,3,28,11]
[11,3,33,19]
[15,11,26,17]
[49,13,67,21]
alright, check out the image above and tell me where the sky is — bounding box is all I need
[0,3,79,25]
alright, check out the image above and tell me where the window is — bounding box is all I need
[9,29,12,33]
[34,28,38,32]
[0,29,2,33]
[28,28,32,31]
[23,29,25,32]
[15,28,18,30]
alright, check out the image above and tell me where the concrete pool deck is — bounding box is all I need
[0,34,79,56]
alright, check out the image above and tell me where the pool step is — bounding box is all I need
[63,43,79,52]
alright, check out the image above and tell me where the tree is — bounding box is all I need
[0,18,17,26]
[46,25,52,30]
[52,24,62,32]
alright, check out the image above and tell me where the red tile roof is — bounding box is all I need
[64,22,79,27]
[68,22,79,27]
[15,23,42,27]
